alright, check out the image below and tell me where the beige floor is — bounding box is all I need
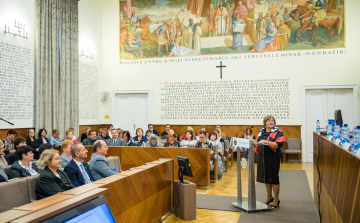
[162,161,314,223]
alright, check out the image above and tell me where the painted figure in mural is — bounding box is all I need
[255,12,267,42]
[243,0,257,11]
[282,8,292,32]
[234,1,248,26]
[215,2,229,36]
[192,20,203,51]
[207,4,216,37]
[175,19,186,34]
[169,20,176,41]
[250,23,279,52]
[186,19,195,50]
[265,13,273,34]
[130,11,137,24]
[134,23,142,49]
[226,4,233,33]
[274,11,284,28]
[156,21,170,56]
[232,13,246,51]
[125,33,144,58]
[277,20,291,49]
[169,31,201,57]
[309,0,326,30]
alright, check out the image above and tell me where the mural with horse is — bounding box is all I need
[119,0,345,60]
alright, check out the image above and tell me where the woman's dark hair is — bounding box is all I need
[199,131,207,136]
[14,137,26,150]
[39,143,52,156]
[185,130,194,140]
[38,129,47,138]
[123,131,131,142]
[7,129,17,135]
[209,132,217,141]
[173,133,181,142]
[17,146,33,160]
[246,127,253,135]
[146,130,152,134]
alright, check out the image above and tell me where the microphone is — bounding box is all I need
[0,118,14,125]
[235,126,254,137]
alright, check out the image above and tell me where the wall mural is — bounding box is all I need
[119,0,345,59]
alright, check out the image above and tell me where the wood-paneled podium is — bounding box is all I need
[313,132,360,223]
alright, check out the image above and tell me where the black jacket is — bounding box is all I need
[64,159,95,187]
[36,167,74,200]
[8,160,41,179]
[26,137,40,159]
[37,137,50,146]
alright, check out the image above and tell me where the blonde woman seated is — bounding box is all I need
[36,149,74,200]
[181,130,197,146]
[49,129,62,146]
[145,135,163,147]
[65,129,78,144]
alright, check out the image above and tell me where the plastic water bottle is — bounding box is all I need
[340,124,350,147]
[332,123,341,142]
[326,121,333,138]
[316,120,320,133]
[352,127,359,155]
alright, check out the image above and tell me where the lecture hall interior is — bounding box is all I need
[0,0,359,222]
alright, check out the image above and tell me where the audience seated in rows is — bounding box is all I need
[107,124,114,139]
[2,129,17,155]
[161,124,171,137]
[100,129,111,140]
[59,140,74,168]
[216,125,227,137]
[148,124,158,136]
[80,127,91,142]
[145,135,163,147]
[180,126,198,140]
[64,143,94,187]
[8,146,40,179]
[49,129,62,146]
[26,129,40,159]
[107,129,125,146]
[133,128,148,143]
[83,130,103,146]
[38,143,53,158]
[122,131,135,146]
[0,141,8,182]
[37,128,50,146]
[65,130,79,144]
[36,149,74,199]
[8,137,27,165]
[145,130,152,140]
[181,130,197,146]
[164,135,180,147]
[89,141,117,180]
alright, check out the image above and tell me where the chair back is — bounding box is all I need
[0,178,30,212]
[287,138,301,150]
[26,175,40,202]
[107,156,121,173]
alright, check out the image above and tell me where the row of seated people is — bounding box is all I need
[0,140,118,200]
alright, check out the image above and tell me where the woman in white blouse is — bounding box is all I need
[181,130,197,146]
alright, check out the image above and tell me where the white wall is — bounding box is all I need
[78,0,108,125]
[101,0,360,126]
[0,0,35,129]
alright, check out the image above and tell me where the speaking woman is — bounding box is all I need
[253,115,285,208]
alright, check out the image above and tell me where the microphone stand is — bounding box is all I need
[0,118,14,126]
[235,126,254,137]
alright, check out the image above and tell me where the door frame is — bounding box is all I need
[300,84,358,162]
[111,90,154,129]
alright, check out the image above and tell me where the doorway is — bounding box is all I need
[301,85,358,162]
[111,91,153,136]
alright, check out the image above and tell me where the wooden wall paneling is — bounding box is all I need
[100,160,174,223]
[313,133,360,223]
[84,146,211,186]
[0,128,30,141]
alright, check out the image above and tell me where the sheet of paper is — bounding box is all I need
[334,139,341,145]
[234,24,245,32]
[342,142,350,150]
[327,135,333,140]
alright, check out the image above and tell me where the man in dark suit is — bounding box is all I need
[82,130,103,146]
[161,124,171,137]
[64,143,94,187]
[148,124,158,136]
[106,129,125,146]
